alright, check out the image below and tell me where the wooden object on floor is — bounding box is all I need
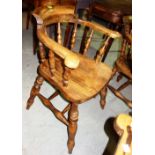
[26,7,121,153]
[108,16,132,108]
[114,113,132,155]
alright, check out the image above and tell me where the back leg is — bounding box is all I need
[67,103,79,154]
[26,75,44,109]
[100,87,107,109]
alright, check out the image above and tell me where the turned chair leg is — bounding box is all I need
[67,103,79,154]
[26,75,44,109]
[100,87,107,109]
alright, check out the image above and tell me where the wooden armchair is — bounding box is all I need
[26,6,121,153]
[108,16,132,108]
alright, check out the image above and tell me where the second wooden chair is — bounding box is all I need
[108,16,132,108]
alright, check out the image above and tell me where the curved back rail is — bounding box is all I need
[32,7,121,86]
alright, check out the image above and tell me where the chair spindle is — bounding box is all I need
[48,50,55,76]
[39,42,46,63]
[120,39,127,57]
[95,36,111,62]
[57,22,62,44]
[63,67,70,87]
[70,22,78,50]
[83,29,94,55]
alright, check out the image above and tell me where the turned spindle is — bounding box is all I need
[70,22,78,50]
[63,67,70,87]
[120,39,127,57]
[26,75,44,109]
[48,50,55,76]
[95,36,111,62]
[39,42,46,63]
[38,93,69,126]
[117,80,131,91]
[83,29,94,55]
[57,22,62,45]
[108,85,132,108]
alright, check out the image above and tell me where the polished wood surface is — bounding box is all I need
[114,114,132,155]
[26,6,121,153]
[38,55,112,103]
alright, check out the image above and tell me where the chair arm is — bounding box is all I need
[33,13,80,69]
[78,19,122,39]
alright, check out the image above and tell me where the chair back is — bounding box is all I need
[33,6,121,87]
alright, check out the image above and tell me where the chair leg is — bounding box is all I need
[67,103,79,154]
[108,85,132,108]
[26,75,44,109]
[100,87,107,109]
[117,79,131,91]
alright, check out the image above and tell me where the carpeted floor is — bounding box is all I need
[22,12,131,155]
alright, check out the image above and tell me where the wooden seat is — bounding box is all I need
[39,54,112,103]
[108,16,132,108]
[26,6,121,154]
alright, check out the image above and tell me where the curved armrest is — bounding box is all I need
[33,13,80,69]
[78,19,122,39]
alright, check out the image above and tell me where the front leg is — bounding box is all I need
[67,103,79,154]
[26,75,44,109]
[100,87,107,109]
